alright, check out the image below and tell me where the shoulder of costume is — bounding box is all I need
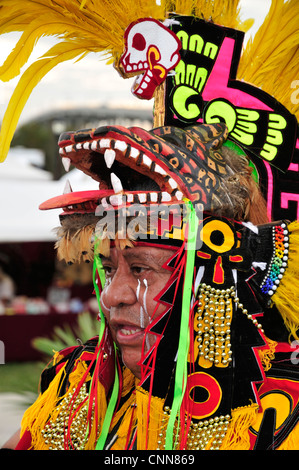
[40,336,103,393]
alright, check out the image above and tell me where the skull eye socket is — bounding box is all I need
[132,33,146,51]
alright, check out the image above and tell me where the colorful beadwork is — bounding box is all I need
[260,223,289,296]
[157,406,231,450]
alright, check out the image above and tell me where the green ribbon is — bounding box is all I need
[92,244,120,450]
[164,200,198,450]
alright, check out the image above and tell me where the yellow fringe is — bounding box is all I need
[278,420,299,450]
[105,368,137,450]
[258,337,277,372]
[20,364,68,449]
[272,221,299,340]
[121,366,136,395]
[135,386,166,450]
[220,404,259,450]
[20,357,108,450]
[85,378,107,450]
[109,394,137,450]
[69,359,91,384]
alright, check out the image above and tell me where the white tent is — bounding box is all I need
[0,147,98,242]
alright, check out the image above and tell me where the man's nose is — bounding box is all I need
[103,269,137,308]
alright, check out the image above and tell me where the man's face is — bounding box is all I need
[100,245,175,378]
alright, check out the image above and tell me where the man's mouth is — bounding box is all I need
[115,324,145,344]
[120,326,143,336]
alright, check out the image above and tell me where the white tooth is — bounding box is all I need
[76,143,82,150]
[111,173,123,193]
[65,145,73,153]
[63,179,73,194]
[175,191,183,200]
[104,149,116,168]
[138,193,147,203]
[100,139,110,148]
[168,178,178,189]
[62,157,71,172]
[142,155,152,167]
[130,147,139,158]
[59,148,65,155]
[144,75,151,83]
[150,193,158,202]
[155,164,167,175]
[114,140,127,152]
[83,142,90,150]
[127,193,134,203]
[91,140,98,150]
[121,328,139,335]
[110,194,123,206]
[162,192,172,202]
[148,70,153,78]
[101,197,108,208]
[141,82,148,89]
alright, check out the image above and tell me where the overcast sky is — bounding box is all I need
[0,0,272,125]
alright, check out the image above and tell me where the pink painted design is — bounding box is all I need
[287,139,299,171]
[202,38,273,111]
[288,162,299,172]
[264,161,274,221]
[281,192,299,219]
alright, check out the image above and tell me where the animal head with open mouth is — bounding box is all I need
[40,122,232,213]
[39,121,254,262]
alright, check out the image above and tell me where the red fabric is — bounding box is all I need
[15,430,32,450]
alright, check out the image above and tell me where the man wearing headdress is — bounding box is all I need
[1,0,299,451]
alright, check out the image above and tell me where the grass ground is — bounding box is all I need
[0,313,99,396]
[0,361,45,394]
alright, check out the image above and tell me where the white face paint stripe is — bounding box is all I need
[140,306,145,329]
[136,279,141,302]
[136,279,145,329]
[101,277,111,312]
[100,296,111,313]
[142,278,148,316]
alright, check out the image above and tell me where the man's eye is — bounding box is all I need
[102,265,113,276]
[131,265,147,275]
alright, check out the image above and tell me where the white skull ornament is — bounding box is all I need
[119,18,181,100]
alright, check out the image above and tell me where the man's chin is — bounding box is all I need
[120,349,142,379]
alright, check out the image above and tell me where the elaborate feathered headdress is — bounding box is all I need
[3,0,299,452]
[0,0,298,162]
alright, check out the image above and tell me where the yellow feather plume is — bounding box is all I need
[0,0,165,162]
[0,42,89,163]
[238,0,299,119]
